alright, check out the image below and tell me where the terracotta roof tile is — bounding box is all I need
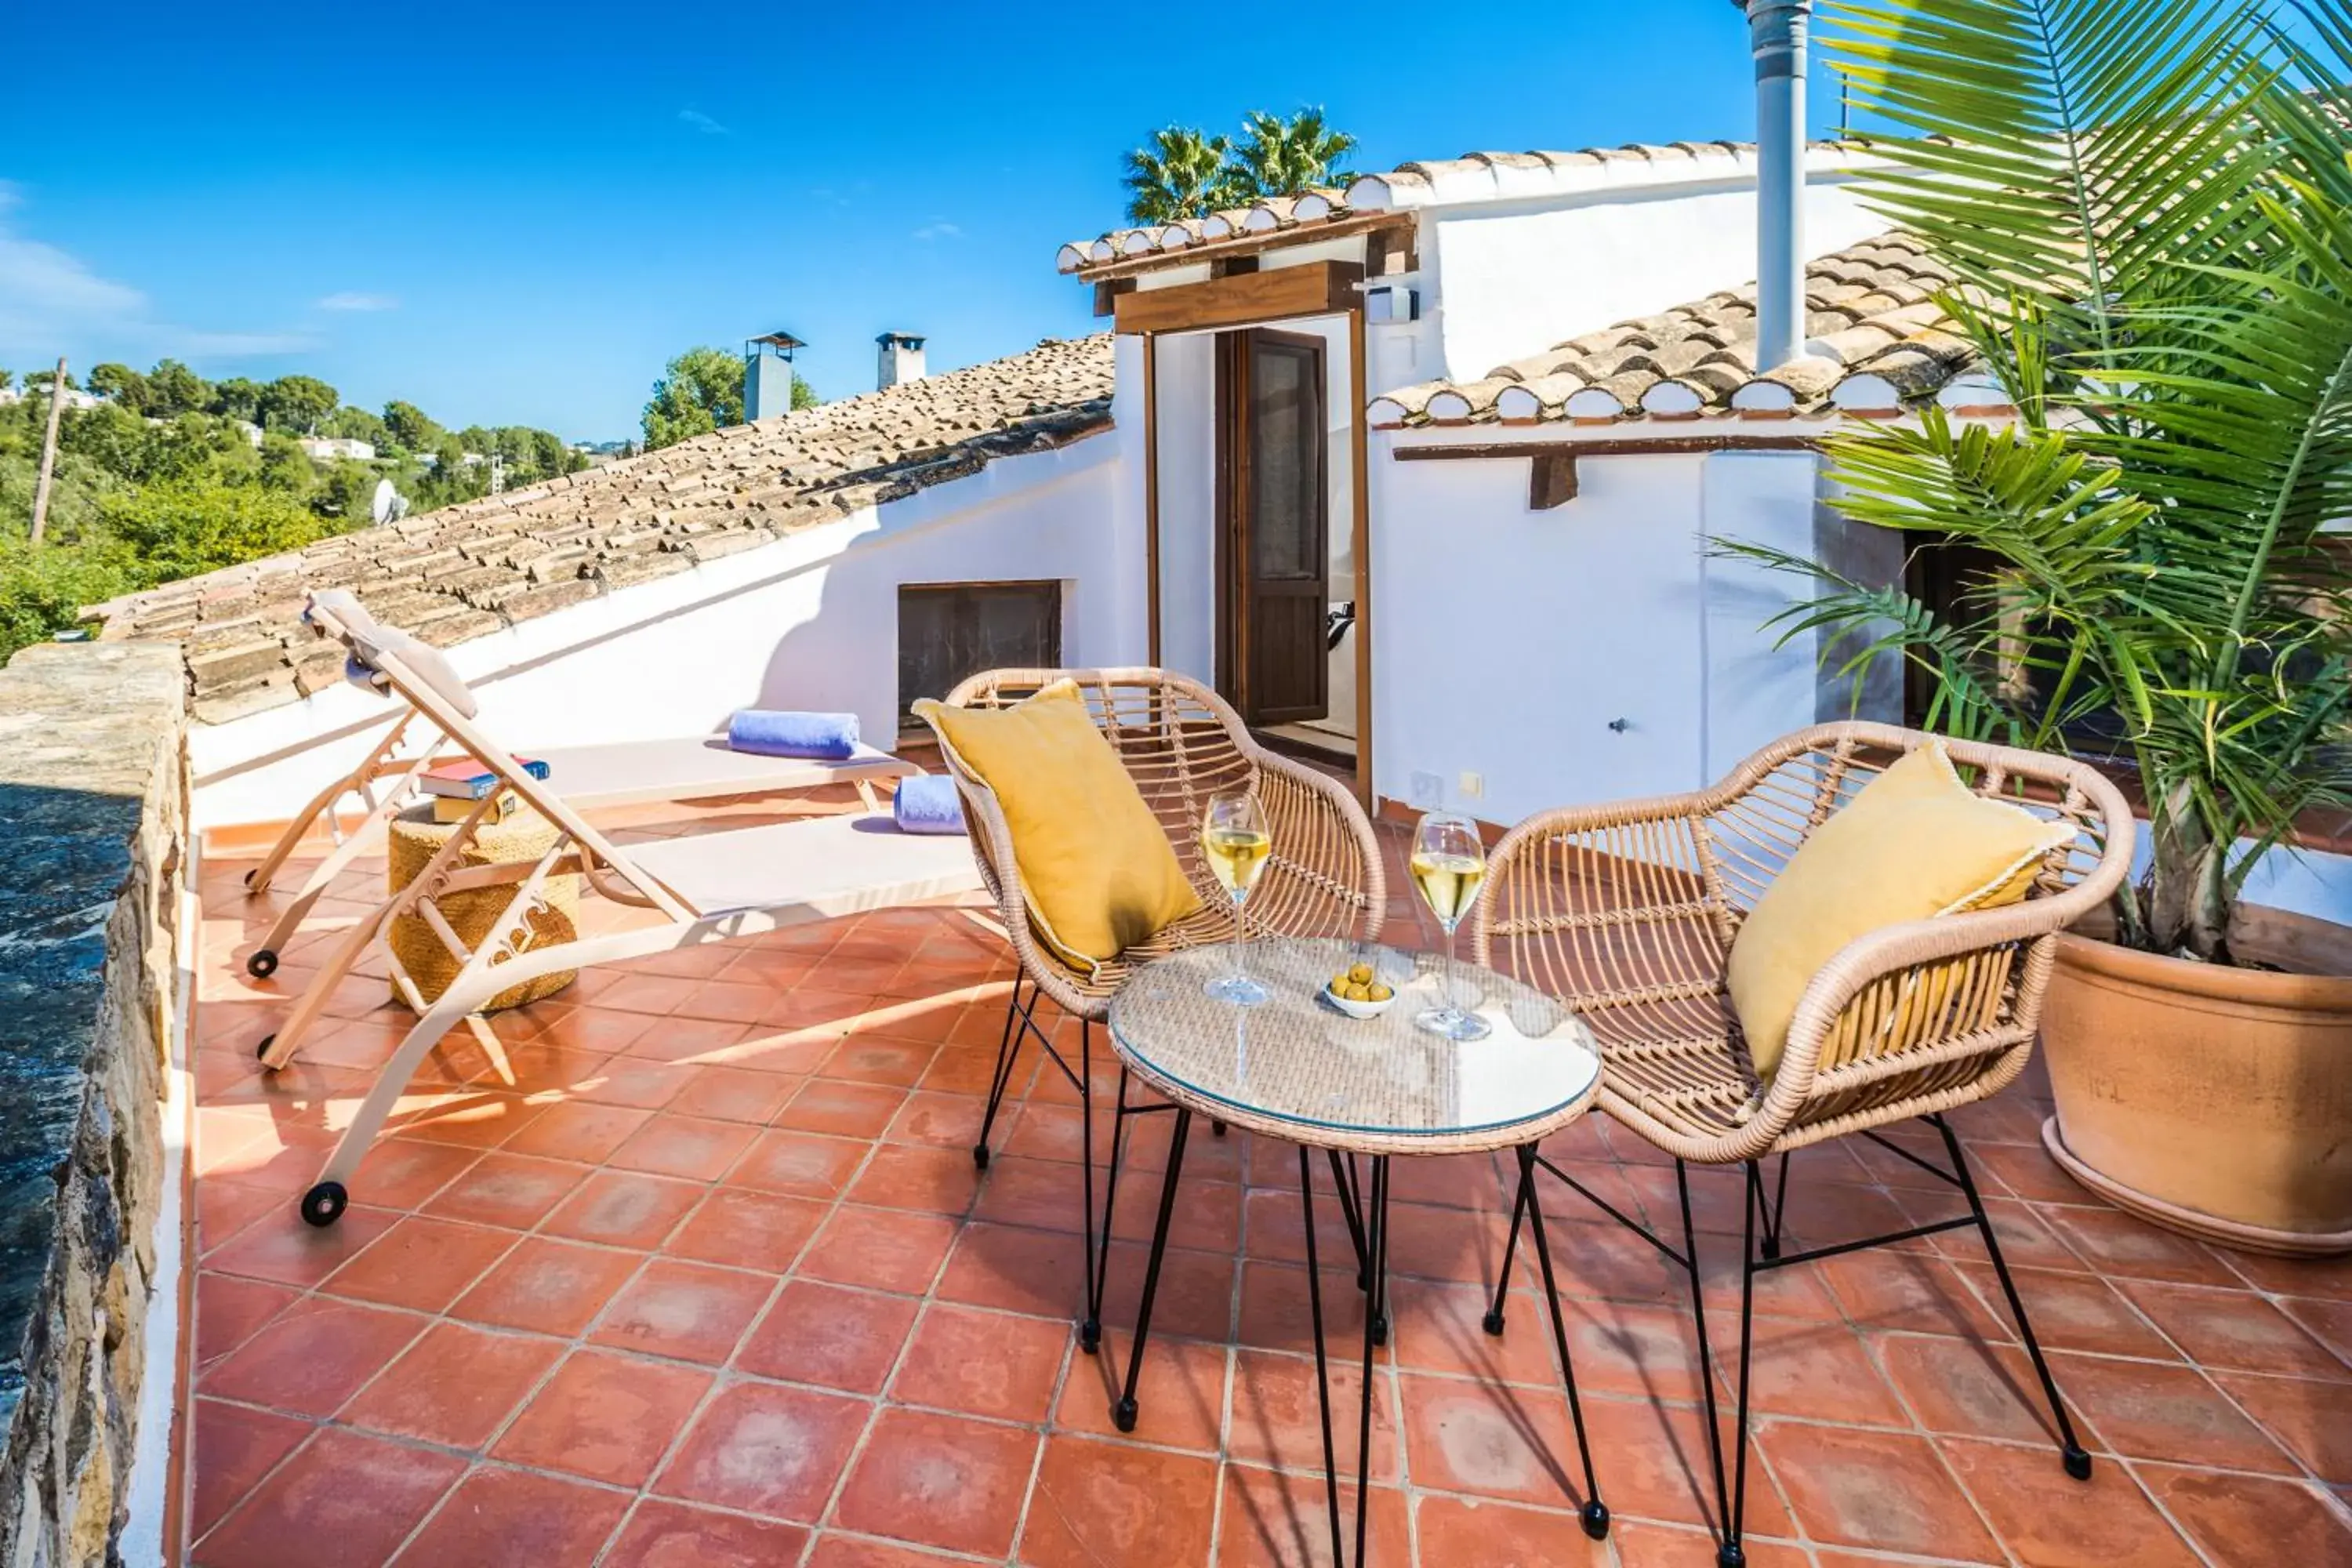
[1367,234,2005,430]
[94,336,1114,723]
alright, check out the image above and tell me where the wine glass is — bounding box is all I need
[1410,809,1492,1040]
[1200,789,1272,1007]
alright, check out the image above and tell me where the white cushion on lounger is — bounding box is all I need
[626,812,984,917]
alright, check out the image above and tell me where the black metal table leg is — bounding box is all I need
[1298,1145,1347,1565]
[1080,1018,1102,1354]
[1352,1155,1388,1563]
[1517,1142,1610,1541]
[1111,1106,1192,1432]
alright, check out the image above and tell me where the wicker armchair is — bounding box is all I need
[1470,723,2134,1568]
[924,668,1385,1353]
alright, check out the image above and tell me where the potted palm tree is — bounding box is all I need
[1732,0,2352,1251]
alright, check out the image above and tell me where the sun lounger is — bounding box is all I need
[241,591,916,978]
[260,590,985,1227]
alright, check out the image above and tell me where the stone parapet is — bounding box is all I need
[0,641,185,1568]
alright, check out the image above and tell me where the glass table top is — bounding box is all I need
[1106,938,1601,1147]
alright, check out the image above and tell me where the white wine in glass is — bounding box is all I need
[1411,809,1492,1040]
[1201,791,1272,1007]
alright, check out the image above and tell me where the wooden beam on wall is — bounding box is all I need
[1115,260,1366,336]
[1346,308,1374,813]
[1142,333,1162,666]
[1528,452,1579,510]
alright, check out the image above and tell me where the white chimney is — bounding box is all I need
[1746,0,1813,372]
[877,332,927,390]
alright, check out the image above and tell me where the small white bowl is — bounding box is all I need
[1322,980,1399,1020]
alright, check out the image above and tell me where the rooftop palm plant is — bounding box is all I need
[1732,0,2352,965]
[1226,108,1359,201]
[1121,127,1240,223]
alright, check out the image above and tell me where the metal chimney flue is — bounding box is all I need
[1747,0,1812,372]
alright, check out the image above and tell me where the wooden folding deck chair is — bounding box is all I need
[266,592,986,1228]
[240,588,916,981]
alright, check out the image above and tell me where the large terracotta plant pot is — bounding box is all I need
[2041,926,2352,1256]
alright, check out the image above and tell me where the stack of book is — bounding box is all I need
[422,757,551,824]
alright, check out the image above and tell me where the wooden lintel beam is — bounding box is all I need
[1115,260,1365,336]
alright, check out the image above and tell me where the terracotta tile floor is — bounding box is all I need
[183,796,2352,1566]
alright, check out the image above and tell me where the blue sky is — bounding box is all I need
[4,0,1846,441]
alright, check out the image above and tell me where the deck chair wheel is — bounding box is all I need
[2063,1445,2092,1481]
[1112,1396,1139,1433]
[1580,1501,1610,1541]
[1481,1307,1507,1337]
[1080,1317,1102,1356]
[971,1145,991,1170]
[299,1181,348,1229]
[1717,1542,1744,1568]
[246,949,279,979]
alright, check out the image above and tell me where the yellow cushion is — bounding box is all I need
[1726,742,2074,1079]
[916,681,1203,973]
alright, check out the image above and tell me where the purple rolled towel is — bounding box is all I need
[892,774,965,835]
[728,709,858,760]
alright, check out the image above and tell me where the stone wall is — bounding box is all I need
[0,642,186,1568]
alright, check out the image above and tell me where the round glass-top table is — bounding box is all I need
[1098,938,1612,1563]
[1107,938,1602,1154]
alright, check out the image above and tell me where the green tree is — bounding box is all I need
[321,405,391,448]
[792,374,820,412]
[87,363,150,412]
[382,399,442,450]
[59,403,152,477]
[24,367,78,392]
[316,459,380,521]
[145,360,213,419]
[641,346,746,450]
[97,481,336,582]
[1122,127,1240,222]
[209,378,265,423]
[257,375,339,434]
[257,432,317,498]
[0,539,141,662]
[1724,0,2352,963]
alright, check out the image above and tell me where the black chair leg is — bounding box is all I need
[1676,1159,1755,1568]
[1087,1065,1134,1356]
[1934,1114,2092,1480]
[971,976,1033,1170]
[1079,1018,1102,1355]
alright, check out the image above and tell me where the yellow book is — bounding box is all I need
[431,791,518,826]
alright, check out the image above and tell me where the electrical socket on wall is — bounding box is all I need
[1409,771,1444,809]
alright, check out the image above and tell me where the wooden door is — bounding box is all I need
[1218,328,1330,726]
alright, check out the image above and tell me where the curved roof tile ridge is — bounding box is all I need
[1367,232,2012,431]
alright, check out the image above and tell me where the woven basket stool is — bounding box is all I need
[387,803,581,1011]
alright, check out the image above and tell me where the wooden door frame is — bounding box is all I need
[1214,325,1330,727]
[1137,289,1373,811]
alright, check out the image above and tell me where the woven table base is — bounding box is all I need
[387,803,581,1012]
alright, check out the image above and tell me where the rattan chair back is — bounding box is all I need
[924,668,1385,1018]
[1474,722,2134,1164]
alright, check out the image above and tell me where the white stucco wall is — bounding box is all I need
[1365,434,1829,827]
[191,432,1133,826]
[1410,176,1886,390]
